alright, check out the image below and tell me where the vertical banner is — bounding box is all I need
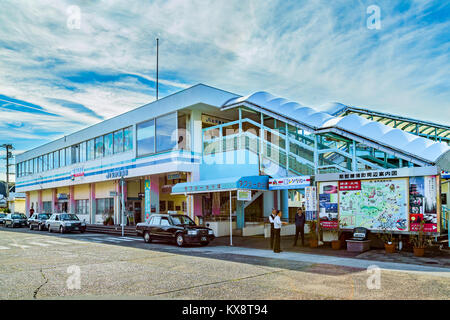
[145,179,151,222]
[319,182,339,229]
[305,186,317,221]
[409,175,438,232]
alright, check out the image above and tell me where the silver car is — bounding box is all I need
[47,213,86,234]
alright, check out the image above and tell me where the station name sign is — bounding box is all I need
[106,168,129,179]
[269,176,311,190]
[315,166,438,182]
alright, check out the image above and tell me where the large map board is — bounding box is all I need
[338,178,409,231]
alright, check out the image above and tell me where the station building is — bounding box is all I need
[15,84,450,235]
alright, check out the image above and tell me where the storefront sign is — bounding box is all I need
[106,168,129,179]
[201,114,228,126]
[161,185,173,194]
[305,186,317,221]
[237,190,252,201]
[167,173,186,180]
[145,180,151,221]
[57,193,69,200]
[172,176,269,194]
[268,176,311,190]
[71,167,85,180]
[442,171,450,179]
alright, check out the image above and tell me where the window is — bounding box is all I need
[160,217,170,226]
[48,152,53,170]
[34,158,38,173]
[43,154,48,171]
[104,133,113,157]
[95,136,104,159]
[65,147,71,166]
[59,149,65,168]
[156,112,177,153]
[53,151,59,169]
[71,145,80,164]
[87,139,95,161]
[177,114,189,150]
[152,216,161,225]
[80,142,86,162]
[168,201,174,211]
[123,126,133,152]
[42,201,52,213]
[38,156,43,173]
[137,120,155,156]
[95,198,114,215]
[113,129,123,154]
[76,199,89,215]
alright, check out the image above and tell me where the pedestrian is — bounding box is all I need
[29,207,34,218]
[273,210,288,253]
[293,207,305,246]
[268,208,277,249]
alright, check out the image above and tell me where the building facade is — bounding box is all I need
[15,84,450,232]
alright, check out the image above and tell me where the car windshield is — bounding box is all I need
[12,214,26,219]
[170,215,196,226]
[60,214,79,221]
[38,214,50,219]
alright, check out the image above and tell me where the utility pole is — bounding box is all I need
[1,144,14,208]
[156,38,159,100]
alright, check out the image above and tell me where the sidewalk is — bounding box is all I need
[211,235,450,271]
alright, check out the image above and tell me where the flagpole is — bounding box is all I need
[156,38,159,100]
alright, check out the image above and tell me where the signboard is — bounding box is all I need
[305,186,317,221]
[441,171,450,179]
[201,114,228,126]
[409,176,438,233]
[109,191,118,197]
[173,176,269,194]
[338,180,361,191]
[315,166,438,182]
[319,182,339,229]
[339,178,408,231]
[71,167,85,180]
[268,176,311,190]
[167,172,186,180]
[57,193,69,200]
[237,190,252,201]
[145,180,151,221]
[106,168,129,179]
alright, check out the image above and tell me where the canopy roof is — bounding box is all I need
[223,92,450,165]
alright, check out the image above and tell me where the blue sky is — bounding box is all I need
[0,0,449,181]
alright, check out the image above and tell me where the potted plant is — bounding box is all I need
[409,221,432,257]
[330,227,342,250]
[103,212,114,226]
[307,220,319,248]
[379,231,396,253]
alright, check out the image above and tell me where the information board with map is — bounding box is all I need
[338,178,409,231]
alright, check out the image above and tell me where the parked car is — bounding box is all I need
[0,213,6,225]
[28,213,51,231]
[136,214,215,247]
[47,213,86,234]
[4,213,28,228]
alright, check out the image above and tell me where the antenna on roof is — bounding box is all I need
[156,38,159,100]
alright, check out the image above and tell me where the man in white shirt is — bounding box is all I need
[268,209,277,249]
[273,210,288,253]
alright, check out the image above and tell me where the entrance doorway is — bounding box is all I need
[127,201,142,225]
[57,201,68,213]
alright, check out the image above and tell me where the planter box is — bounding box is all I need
[346,240,371,253]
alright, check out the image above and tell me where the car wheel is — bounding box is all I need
[200,241,209,246]
[176,234,184,247]
[59,226,65,234]
[143,231,151,243]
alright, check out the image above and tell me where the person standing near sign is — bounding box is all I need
[273,210,288,253]
[293,207,305,246]
[268,208,277,249]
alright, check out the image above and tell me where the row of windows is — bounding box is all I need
[17,126,133,177]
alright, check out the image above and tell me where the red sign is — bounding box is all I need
[320,221,339,229]
[410,223,438,233]
[338,180,361,191]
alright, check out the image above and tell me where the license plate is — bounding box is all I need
[74,227,79,230]
[201,237,207,241]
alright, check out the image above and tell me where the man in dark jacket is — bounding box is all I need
[268,208,277,249]
[293,207,305,246]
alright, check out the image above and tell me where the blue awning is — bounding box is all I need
[171,175,269,195]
